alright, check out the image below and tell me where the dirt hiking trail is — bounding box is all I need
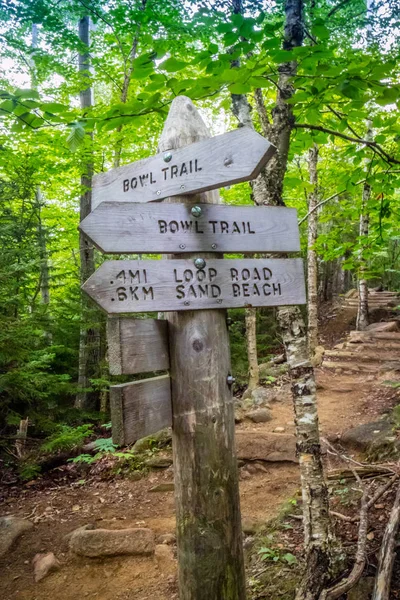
[1,305,400,600]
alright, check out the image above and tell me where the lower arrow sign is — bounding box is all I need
[82,258,306,314]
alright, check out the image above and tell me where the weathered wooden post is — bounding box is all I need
[158,96,246,600]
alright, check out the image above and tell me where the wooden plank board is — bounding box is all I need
[82,258,306,314]
[80,203,300,254]
[110,375,172,445]
[92,128,275,208]
[107,318,169,375]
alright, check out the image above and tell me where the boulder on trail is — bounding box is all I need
[366,321,399,332]
[132,428,172,453]
[242,386,274,406]
[69,527,155,557]
[341,420,395,452]
[247,408,272,423]
[0,516,33,557]
[32,552,60,582]
[235,431,297,463]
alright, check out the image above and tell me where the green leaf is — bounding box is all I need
[42,102,68,114]
[338,80,361,100]
[14,88,40,99]
[159,57,187,72]
[283,553,297,565]
[66,123,86,152]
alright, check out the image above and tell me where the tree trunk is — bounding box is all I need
[159,96,246,600]
[372,482,400,600]
[30,25,51,341]
[252,2,333,597]
[245,307,259,391]
[307,145,319,355]
[356,182,370,331]
[75,16,101,410]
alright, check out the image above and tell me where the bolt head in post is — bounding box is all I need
[194,258,206,270]
[163,151,172,163]
[191,205,202,218]
[226,375,235,386]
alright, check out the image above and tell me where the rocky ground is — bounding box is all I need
[1,302,400,600]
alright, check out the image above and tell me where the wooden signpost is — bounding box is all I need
[82,95,307,600]
[111,375,171,445]
[91,127,275,208]
[107,318,169,375]
[83,257,306,314]
[80,202,300,254]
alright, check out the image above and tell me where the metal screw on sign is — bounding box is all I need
[191,206,202,218]
[179,244,186,250]
[163,152,172,163]
[226,375,235,386]
[194,258,206,270]
[156,190,161,196]
[224,157,233,167]
[211,243,217,249]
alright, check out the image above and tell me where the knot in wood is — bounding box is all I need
[192,338,204,352]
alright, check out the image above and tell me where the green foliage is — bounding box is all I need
[41,424,93,453]
[18,461,42,481]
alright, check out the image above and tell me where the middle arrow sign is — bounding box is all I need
[79,203,300,254]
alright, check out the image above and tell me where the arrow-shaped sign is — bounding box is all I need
[79,203,300,254]
[92,128,275,209]
[82,258,306,314]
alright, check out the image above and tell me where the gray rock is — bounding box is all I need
[133,428,172,453]
[235,431,297,463]
[341,420,394,452]
[149,482,175,492]
[145,456,173,469]
[32,552,60,582]
[242,386,274,408]
[0,516,33,557]
[247,408,272,423]
[69,527,155,557]
[347,577,374,600]
[64,523,96,545]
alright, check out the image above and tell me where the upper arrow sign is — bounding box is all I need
[92,128,275,209]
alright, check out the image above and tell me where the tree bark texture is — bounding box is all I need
[372,482,400,600]
[245,307,259,391]
[159,96,246,600]
[75,16,101,410]
[356,181,370,331]
[307,145,319,355]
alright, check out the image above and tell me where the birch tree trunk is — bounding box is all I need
[307,145,319,355]
[245,307,259,391]
[356,182,370,331]
[233,2,333,597]
[75,16,101,410]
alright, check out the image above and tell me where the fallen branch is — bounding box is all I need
[372,481,400,600]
